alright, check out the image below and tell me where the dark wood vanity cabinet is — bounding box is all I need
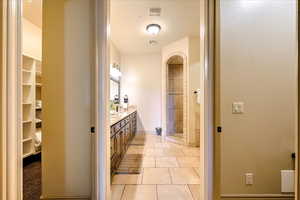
[111,111,137,174]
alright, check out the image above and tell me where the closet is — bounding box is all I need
[22,1,43,199]
[22,55,42,158]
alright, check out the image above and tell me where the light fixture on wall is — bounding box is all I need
[146,24,161,35]
[110,64,122,79]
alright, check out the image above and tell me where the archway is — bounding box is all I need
[165,55,186,144]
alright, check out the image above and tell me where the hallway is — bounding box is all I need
[111,133,200,200]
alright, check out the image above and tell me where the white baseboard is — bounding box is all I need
[40,195,90,200]
[188,142,199,147]
[221,193,294,199]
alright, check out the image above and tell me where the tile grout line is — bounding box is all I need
[186,184,196,200]
[141,167,144,184]
[156,184,159,200]
[168,167,173,184]
[175,156,181,168]
[192,167,200,178]
[119,185,126,200]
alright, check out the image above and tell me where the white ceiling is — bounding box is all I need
[111,0,200,55]
[22,0,200,55]
[23,0,43,28]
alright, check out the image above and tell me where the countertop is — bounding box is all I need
[110,106,137,126]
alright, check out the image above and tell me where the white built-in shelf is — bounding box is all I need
[23,152,33,159]
[23,138,32,142]
[34,151,41,155]
[22,69,32,73]
[22,54,42,159]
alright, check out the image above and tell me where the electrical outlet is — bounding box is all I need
[245,173,254,185]
[232,102,244,114]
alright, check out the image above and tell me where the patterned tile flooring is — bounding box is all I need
[111,133,200,200]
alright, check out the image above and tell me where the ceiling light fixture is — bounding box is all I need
[146,24,161,35]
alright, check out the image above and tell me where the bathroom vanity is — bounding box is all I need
[110,107,137,175]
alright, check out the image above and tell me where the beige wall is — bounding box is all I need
[110,42,121,66]
[42,0,92,198]
[22,18,42,60]
[121,53,162,133]
[189,37,201,147]
[220,0,297,196]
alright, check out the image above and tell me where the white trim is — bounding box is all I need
[1,1,7,199]
[200,0,214,199]
[221,194,295,198]
[95,0,110,199]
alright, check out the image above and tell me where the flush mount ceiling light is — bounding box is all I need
[146,24,161,35]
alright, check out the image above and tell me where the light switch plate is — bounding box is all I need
[232,102,244,114]
[245,173,254,185]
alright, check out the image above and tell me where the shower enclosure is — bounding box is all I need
[166,55,184,142]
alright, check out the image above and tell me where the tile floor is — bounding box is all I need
[111,133,201,200]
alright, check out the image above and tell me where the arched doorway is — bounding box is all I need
[166,55,186,144]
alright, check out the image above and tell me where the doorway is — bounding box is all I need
[21,1,43,199]
[2,0,96,199]
[166,55,186,145]
[109,0,202,199]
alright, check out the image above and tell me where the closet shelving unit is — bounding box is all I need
[22,54,42,158]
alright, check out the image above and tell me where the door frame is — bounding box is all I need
[94,0,111,199]
[199,0,215,199]
[1,0,106,199]
[2,0,23,200]
[96,0,216,198]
